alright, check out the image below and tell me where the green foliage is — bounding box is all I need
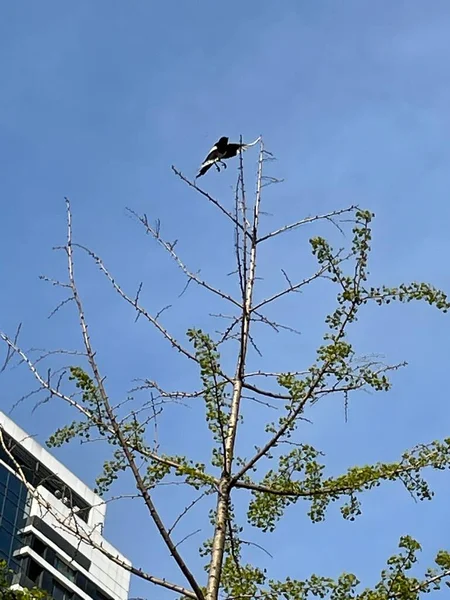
[247,438,450,530]
[221,557,266,599]
[242,212,450,554]
[42,208,450,599]
[0,561,49,600]
[95,448,128,494]
[268,212,446,447]
[46,366,103,449]
[211,537,450,599]
[68,366,102,407]
[144,454,215,491]
[48,365,216,496]
[187,328,232,468]
[46,419,88,448]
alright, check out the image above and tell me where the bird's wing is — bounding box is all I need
[196,144,223,178]
[204,143,222,163]
[196,160,216,178]
[222,144,241,159]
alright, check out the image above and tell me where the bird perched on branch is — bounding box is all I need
[196,136,261,178]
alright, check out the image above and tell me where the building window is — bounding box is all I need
[3,497,18,524]
[0,463,28,571]
[54,556,76,583]
[0,529,12,556]
[31,535,47,557]
[52,580,74,600]
[27,557,44,586]
[0,466,7,485]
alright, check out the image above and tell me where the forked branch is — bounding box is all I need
[64,198,205,600]
[127,208,242,308]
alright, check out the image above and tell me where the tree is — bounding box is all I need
[0,561,49,600]
[1,140,450,600]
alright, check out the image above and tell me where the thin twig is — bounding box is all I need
[171,166,250,238]
[127,208,242,309]
[1,322,22,373]
[252,257,344,313]
[72,242,201,366]
[168,492,209,536]
[257,206,358,244]
[64,198,205,600]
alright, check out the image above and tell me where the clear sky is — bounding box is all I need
[1,1,450,598]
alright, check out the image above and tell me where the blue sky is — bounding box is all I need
[1,1,450,598]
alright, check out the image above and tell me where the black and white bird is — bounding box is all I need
[196,136,261,178]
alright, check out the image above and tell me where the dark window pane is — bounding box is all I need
[53,580,73,600]
[31,536,46,556]
[11,535,22,552]
[86,580,96,598]
[75,571,87,591]
[6,492,19,508]
[55,557,76,582]
[7,475,21,497]
[28,558,43,583]
[53,583,64,600]
[41,570,53,592]
[1,518,15,534]
[0,529,12,555]
[46,547,56,566]
[2,498,18,523]
[0,467,8,485]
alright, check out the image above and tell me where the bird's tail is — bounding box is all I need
[241,136,262,150]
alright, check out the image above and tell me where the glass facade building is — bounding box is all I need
[0,412,131,600]
[0,462,29,572]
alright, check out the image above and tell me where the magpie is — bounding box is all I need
[196,136,261,178]
[196,136,229,178]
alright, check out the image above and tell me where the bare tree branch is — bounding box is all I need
[257,206,358,244]
[168,491,210,536]
[72,242,200,365]
[127,209,242,309]
[251,261,340,312]
[171,166,249,238]
[64,198,205,600]
[244,370,307,379]
[1,322,22,373]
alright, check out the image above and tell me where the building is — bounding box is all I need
[0,411,131,600]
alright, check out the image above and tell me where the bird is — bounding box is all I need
[196,136,261,178]
[196,136,229,178]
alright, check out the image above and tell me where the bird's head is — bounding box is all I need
[217,136,229,145]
